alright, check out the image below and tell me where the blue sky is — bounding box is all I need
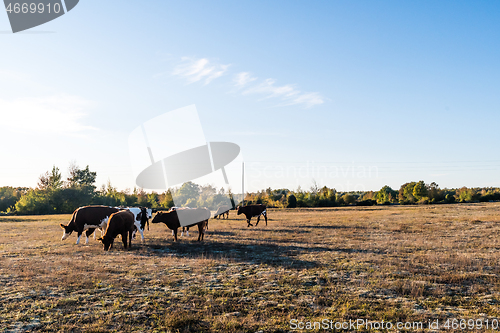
[1,1,499,193]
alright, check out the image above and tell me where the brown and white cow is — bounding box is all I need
[237,204,267,227]
[60,206,119,245]
[214,205,231,219]
[98,210,136,251]
[151,207,210,242]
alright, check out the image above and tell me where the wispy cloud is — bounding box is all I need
[172,56,326,108]
[240,77,325,108]
[173,57,230,85]
[233,72,257,87]
[0,95,96,135]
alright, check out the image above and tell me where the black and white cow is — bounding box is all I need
[126,207,152,242]
[237,204,267,227]
[60,206,119,244]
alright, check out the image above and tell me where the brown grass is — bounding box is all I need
[1,203,500,332]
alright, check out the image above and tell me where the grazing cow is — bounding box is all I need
[168,207,195,237]
[237,204,267,227]
[214,205,231,219]
[126,207,152,242]
[60,206,119,245]
[98,210,136,251]
[151,207,210,241]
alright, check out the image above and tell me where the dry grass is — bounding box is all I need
[2,203,500,332]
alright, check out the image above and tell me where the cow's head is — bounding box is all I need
[151,212,163,224]
[98,236,113,251]
[60,224,73,241]
[236,206,242,215]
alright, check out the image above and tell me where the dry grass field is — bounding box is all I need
[2,203,500,332]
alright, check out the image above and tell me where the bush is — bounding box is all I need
[357,199,377,206]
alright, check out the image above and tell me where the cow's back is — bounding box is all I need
[105,210,135,236]
[76,206,119,225]
[177,207,210,227]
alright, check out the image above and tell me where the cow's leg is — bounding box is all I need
[171,230,175,236]
[186,227,189,237]
[138,228,144,242]
[197,222,205,241]
[173,228,178,242]
[76,232,82,245]
[122,232,128,249]
[181,227,184,237]
[247,218,253,227]
[255,215,261,226]
[264,212,267,226]
[85,229,94,244]
[129,230,133,248]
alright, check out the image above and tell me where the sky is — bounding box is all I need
[0,0,499,193]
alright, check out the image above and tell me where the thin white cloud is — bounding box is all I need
[287,92,325,108]
[241,78,325,108]
[233,72,257,87]
[173,57,230,85]
[0,95,96,135]
[173,56,326,108]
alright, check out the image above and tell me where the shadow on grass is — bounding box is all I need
[141,239,320,268]
[135,235,385,269]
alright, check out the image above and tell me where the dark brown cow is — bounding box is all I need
[98,210,136,251]
[151,207,210,241]
[214,205,231,219]
[237,204,267,227]
[60,206,119,245]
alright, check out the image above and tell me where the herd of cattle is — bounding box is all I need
[59,204,268,251]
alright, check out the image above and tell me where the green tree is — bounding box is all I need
[38,166,63,190]
[159,190,174,209]
[173,182,200,207]
[287,194,297,208]
[15,189,51,214]
[399,182,417,204]
[377,185,397,204]
[412,181,428,202]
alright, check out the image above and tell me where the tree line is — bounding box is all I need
[1,165,499,215]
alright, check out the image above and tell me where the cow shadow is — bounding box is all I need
[142,239,322,268]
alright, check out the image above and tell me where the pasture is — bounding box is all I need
[1,203,500,332]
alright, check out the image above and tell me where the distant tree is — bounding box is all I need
[38,166,63,190]
[67,164,96,190]
[287,194,297,208]
[399,182,417,204]
[15,189,52,215]
[173,182,200,207]
[0,187,26,212]
[159,190,174,209]
[343,194,356,205]
[377,185,397,204]
[412,181,428,202]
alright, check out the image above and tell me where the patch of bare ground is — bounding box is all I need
[1,203,500,332]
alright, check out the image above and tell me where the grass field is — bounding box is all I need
[1,203,500,332]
